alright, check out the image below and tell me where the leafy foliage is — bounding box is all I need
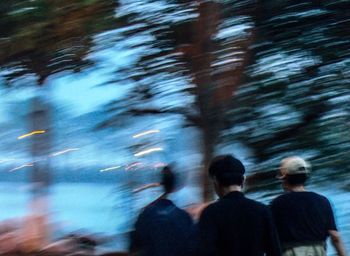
[102,0,350,184]
[226,0,350,176]
[0,0,118,85]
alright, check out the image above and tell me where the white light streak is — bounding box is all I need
[154,162,167,168]
[125,162,142,171]
[100,166,121,172]
[134,147,163,157]
[50,148,80,157]
[9,163,34,172]
[132,129,160,138]
[0,158,16,164]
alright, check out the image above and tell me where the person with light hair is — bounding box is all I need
[271,156,347,256]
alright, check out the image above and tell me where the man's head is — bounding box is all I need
[160,165,176,194]
[208,155,245,196]
[278,156,311,188]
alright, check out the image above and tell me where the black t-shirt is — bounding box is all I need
[270,191,337,244]
[197,191,281,256]
[129,198,195,256]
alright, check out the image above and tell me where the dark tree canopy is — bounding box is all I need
[101,0,350,192]
[0,0,118,85]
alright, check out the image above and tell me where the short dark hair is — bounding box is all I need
[214,172,244,186]
[208,155,245,186]
[284,173,308,185]
[161,166,176,194]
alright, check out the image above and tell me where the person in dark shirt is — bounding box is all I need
[270,156,347,256]
[197,155,281,256]
[129,166,194,256]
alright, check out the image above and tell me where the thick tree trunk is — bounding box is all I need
[181,1,255,202]
[190,1,219,202]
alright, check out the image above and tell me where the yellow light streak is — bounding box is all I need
[132,129,160,139]
[17,130,46,140]
[134,147,163,157]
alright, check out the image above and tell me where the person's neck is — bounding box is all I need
[222,185,242,196]
[286,185,306,192]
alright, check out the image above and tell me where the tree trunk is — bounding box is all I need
[201,126,215,202]
[23,85,52,252]
[30,94,51,192]
[189,1,219,202]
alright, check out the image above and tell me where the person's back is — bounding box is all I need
[271,191,336,245]
[197,155,281,256]
[129,166,194,256]
[270,156,347,256]
[198,191,280,256]
[130,198,194,256]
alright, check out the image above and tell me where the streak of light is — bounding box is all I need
[17,130,46,140]
[133,183,160,193]
[134,147,163,157]
[154,162,167,168]
[125,162,142,171]
[100,165,121,172]
[132,129,160,139]
[9,163,34,172]
[50,148,80,157]
[0,158,16,164]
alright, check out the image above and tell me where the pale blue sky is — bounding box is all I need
[52,70,122,116]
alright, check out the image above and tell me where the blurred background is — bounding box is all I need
[0,0,349,254]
